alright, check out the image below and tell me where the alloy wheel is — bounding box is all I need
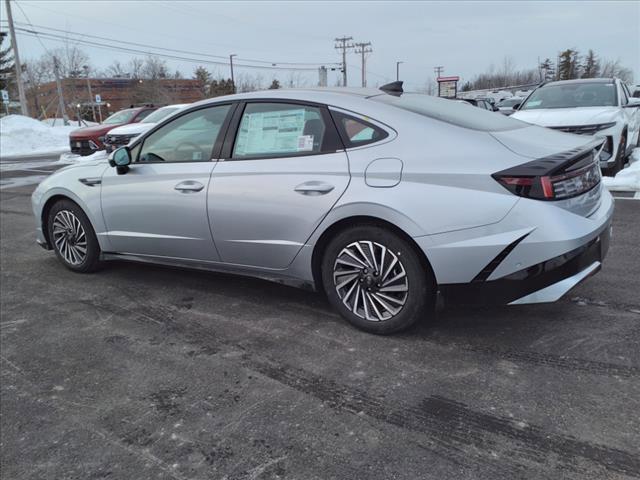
[52,210,88,266]
[333,240,409,321]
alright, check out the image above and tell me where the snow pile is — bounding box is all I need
[0,115,78,157]
[602,148,640,192]
[58,150,108,164]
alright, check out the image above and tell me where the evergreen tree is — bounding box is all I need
[268,79,281,89]
[557,49,581,80]
[0,32,15,92]
[539,58,555,82]
[581,50,600,78]
[209,78,235,97]
[193,66,211,96]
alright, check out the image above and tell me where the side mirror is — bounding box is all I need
[493,106,500,111]
[512,103,521,110]
[108,147,131,174]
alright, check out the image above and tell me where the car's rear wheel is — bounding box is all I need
[321,225,434,334]
[47,199,101,273]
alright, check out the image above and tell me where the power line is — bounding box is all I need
[1,19,338,69]
[8,26,324,72]
[354,42,372,87]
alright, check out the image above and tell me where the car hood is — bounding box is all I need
[70,124,122,138]
[107,122,154,136]
[511,106,619,127]
[490,124,601,159]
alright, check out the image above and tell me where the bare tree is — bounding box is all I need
[105,60,129,78]
[601,58,633,82]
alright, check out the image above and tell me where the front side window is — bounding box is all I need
[331,111,388,147]
[232,103,326,158]
[521,82,617,110]
[137,104,231,163]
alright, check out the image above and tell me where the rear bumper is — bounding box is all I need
[440,221,611,305]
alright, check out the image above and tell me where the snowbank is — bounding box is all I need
[0,115,77,157]
[602,148,640,192]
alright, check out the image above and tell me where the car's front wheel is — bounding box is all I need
[47,199,101,273]
[321,225,434,334]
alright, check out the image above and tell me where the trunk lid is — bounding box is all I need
[490,125,605,218]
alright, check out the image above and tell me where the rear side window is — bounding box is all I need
[331,111,388,148]
[232,103,327,158]
[371,93,527,131]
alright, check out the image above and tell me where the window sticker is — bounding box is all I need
[235,109,307,156]
[297,135,314,151]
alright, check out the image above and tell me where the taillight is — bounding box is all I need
[493,142,603,201]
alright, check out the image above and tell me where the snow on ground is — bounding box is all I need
[602,148,640,192]
[0,115,78,157]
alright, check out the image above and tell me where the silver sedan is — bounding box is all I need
[32,83,613,334]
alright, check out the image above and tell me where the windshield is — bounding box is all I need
[521,83,617,110]
[371,93,526,131]
[498,98,522,107]
[142,106,181,124]
[103,109,136,125]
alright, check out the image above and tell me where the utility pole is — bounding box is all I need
[354,42,372,87]
[229,54,237,93]
[53,56,69,126]
[83,65,96,122]
[396,61,404,81]
[5,0,29,116]
[434,66,444,79]
[334,36,354,87]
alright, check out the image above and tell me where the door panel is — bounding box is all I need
[208,152,350,269]
[101,163,218,260]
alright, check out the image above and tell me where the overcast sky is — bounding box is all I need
[2,0,639,89]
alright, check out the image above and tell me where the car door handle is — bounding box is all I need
[174,180,204,193]
[294,181,335,195]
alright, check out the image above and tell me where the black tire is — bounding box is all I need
[47,199,101,273]
[603,131,627,177]
[321,224,435,334]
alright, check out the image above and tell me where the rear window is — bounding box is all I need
[370,93,527,131]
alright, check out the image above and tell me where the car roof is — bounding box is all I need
[542,78,615,86]
[192,87,391,109]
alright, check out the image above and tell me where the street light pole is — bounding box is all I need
[396,61,404,81]
[229,54,237,93]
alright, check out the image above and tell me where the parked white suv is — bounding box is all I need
[104,104,189,153]
[512,78,640,175]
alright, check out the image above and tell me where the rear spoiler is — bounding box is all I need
[493,138,605,178]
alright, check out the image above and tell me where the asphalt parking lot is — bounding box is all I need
[1,160,639,480]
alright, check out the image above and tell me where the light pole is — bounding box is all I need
[396,61,404,81]
[83,65,96,122]
[229,54,237,93]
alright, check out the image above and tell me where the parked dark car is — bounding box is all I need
[456,98,497,111]
[69,106,157,156]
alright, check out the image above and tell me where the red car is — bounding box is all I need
[69,106,157,156]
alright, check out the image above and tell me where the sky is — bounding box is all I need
[1,0,639,90]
